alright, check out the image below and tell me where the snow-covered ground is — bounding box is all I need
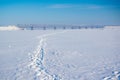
[0,27,120,80]
[0,25,22,31]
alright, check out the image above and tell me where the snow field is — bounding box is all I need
[0,27,120,80]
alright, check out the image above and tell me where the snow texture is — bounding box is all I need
[0,27,120,80]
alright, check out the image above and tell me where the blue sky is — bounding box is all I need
[0,0,120,25]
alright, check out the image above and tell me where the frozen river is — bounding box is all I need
[0,27,120,80]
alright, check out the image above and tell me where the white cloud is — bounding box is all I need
[48,4,74,8]
[86,5,103,9]
[48,4,103,9]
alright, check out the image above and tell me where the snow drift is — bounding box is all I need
[0,25,21,31]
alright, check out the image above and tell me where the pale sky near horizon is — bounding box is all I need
[0,0,120,25]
